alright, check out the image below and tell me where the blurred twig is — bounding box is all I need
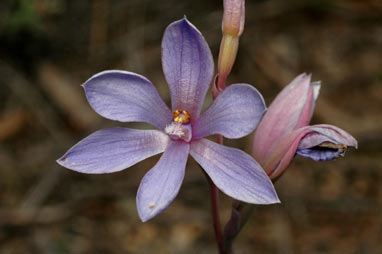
[0,60,69,143]
[38,63,99,130]
[19,165,64,211]
[0,108,26,141]
[89,0,109,61]
[0,204,73,227]
[0,61,71,211]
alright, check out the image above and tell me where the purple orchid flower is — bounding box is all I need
[252,73,357,180]
[57,18,279,222]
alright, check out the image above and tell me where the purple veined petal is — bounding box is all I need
[296,124,358,161]
[193,84,266,139]
[263,124,357,180]
[252,74,320,164]
[83,70,172,130]
[190,138,279,204]
[57,128,169,174]
[296,147,344,161]
[162,18,214,118]
[137,141,189,222]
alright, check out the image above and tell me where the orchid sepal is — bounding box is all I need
[252,73,320,164]
[264,124,357,180]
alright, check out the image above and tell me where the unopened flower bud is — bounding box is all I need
[222,0,245,37]
[217,0,245,91]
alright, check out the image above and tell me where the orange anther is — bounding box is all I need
[173,109,190,124]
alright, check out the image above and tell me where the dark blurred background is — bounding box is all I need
[0,0,381,253]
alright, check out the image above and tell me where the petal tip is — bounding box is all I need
[299,72,310,79]
[250,189,281,205]
[310,81,321,101]
[348,134,358,149]
[266,189,281,204]
[56,155,68,167]
[171,16,202,36]
[136,200,160,223]
[56,154,77,171]
[274,197,281,204]
[171,16,190,28]
[257,192,280,205]
[138,211,151,223]
[299,72,312,84]
[56,154,79,172]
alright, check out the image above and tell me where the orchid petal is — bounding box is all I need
[253,74,320,163]
[296,124,358,161]
[83,70,172,130]
[296,147,344,161]
[193,84,266,139]
[57,128,169,174]
[264,124,357,180]
[162,18,214,118]
[137,141,189,222]
[190,138,279,204]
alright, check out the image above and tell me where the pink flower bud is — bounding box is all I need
[252,73,319,164]
[252,74,357,180]
[222,0,245,37]
[216,0,246,91]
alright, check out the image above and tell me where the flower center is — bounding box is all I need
[165,109,192,142]
[173,109,190,124]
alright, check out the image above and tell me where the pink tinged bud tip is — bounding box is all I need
[223,0,245,37]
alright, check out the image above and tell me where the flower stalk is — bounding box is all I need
[208,1,247,253]
[206,171,224,253]
[210,1,247,253]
